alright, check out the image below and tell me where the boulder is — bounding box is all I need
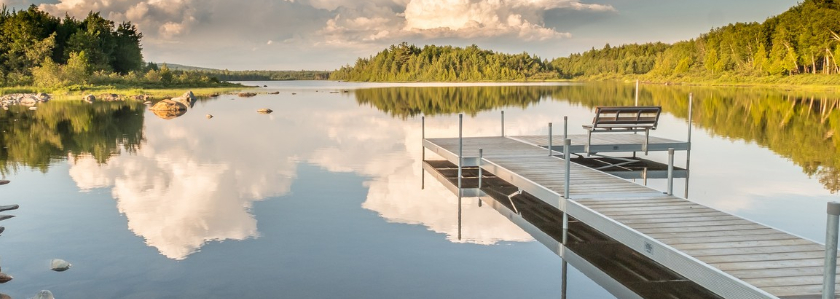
[20,95,38,106]
[0,273,11,283]
[36,93,50,102]
[33,290,54,299]
[101,94,120,101]
[84,94,95,103]
[150,99,187,112]
[206,114,213,119]
[0,180,9,185]
[257,108,273,114]
[0,292,10,299]
[171,91,196,108]
[150,100,187,120]
[50,259,71,272]
[238,92,257,97]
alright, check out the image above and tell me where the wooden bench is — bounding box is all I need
[582,106,662,154]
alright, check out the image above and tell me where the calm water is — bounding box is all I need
[1,81,839,298]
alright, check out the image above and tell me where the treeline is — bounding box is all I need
[0,5,238,89]
[330,43,558,81]
[200,70,330,81]
[335,0,840,83]
[0,5,143,86]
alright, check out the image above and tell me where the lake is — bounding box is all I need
[1,81,839,298]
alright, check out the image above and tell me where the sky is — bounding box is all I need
[3,0,799,70]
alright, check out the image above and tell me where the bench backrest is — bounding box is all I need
[591,106,662,130]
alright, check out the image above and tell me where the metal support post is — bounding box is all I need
[564,139,571,200]
[685,93,693,198]
[458,114,463,241]
[478,149,483,189]
[421,115,425,190]
[501,111,505,137]
[563,116,568,141]
[823,202,840,299]
[548,123,553,156]
[667,148,675,195]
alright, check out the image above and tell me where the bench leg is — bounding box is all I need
[644,129,650,155]
[586,131,592,156]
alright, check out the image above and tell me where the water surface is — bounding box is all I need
[1,81,839,298]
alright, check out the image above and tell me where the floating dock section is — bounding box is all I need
[422,117,840,299]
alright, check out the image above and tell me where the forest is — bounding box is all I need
[333,0,840,84]
[0,5,236,89]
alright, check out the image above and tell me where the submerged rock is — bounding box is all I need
[0,180,9,185]
[206,114,213,119]
[238,92,257,97]
[32,290,54,299]
[50,259,71,272]
[268,91,279,94]
[257,108,273,114]
[28,106,37,111]
[0,273,12,283]
[0,292,10,299]
[84,94,95,103]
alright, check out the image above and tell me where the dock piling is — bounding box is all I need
[501,111,505,137]
[667,148,675,195]
[549,123,553,156]
[478,148,483,189]
[422,115,425,190]
[823,202,840,299]
[564,139,571,200]
[685,93,693,198]
[563,116,568,142]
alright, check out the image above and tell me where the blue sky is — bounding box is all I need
[5,0,798,70]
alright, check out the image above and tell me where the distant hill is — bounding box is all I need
[152,63,220,72]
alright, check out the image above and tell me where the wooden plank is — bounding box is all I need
[746,275,839,288]
[627,220,755,229]
[644,227,780,239]
[672,239,816,251]
[657,232,799,246]
[683,244,826,258]
[726,266,830,279]
[712,258,827,271]
[698,251,827,264]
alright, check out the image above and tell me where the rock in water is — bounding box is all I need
[50,259,71,272]
[33,290,54,299]
[84,94,95,103]
[150,100,187,112]
[206,114,213,119]
[0,180,9,185]
[28,106,37,111]
[0,292,10,299]
[257,108,273,114]
[0,273,12,283]
[171,91,197,108]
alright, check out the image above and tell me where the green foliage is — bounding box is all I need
[331,43,558,82]
[0,5,143,87]
[541,0,840,83]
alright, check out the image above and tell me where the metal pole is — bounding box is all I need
[635,79,639,106]
[458,114,463,241]
[561,260,568,299]
[478,148,483,208]
[422,115,425,190]
[478,149,483,189]
[563,116,568,142]
[501,110,505,137]
[548,123,553,156]
[564,139,571,200]
[458,114,463,192]
[685,93,693,198]
[667,148,675,196]
[824,202,840,299]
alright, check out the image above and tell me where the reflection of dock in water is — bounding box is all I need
[421,114,840,299]
[425,160,720,299]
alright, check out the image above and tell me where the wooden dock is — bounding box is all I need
[423,133,840,299]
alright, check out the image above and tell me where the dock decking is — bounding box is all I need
[423,134,839,299]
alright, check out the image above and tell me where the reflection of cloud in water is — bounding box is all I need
[69,98,568,259]
[309,113,552,244]
[69,115,298,260]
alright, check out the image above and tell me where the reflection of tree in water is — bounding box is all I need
[356,83,840,193]
[0,101,145,175]
[354,86,552,119]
